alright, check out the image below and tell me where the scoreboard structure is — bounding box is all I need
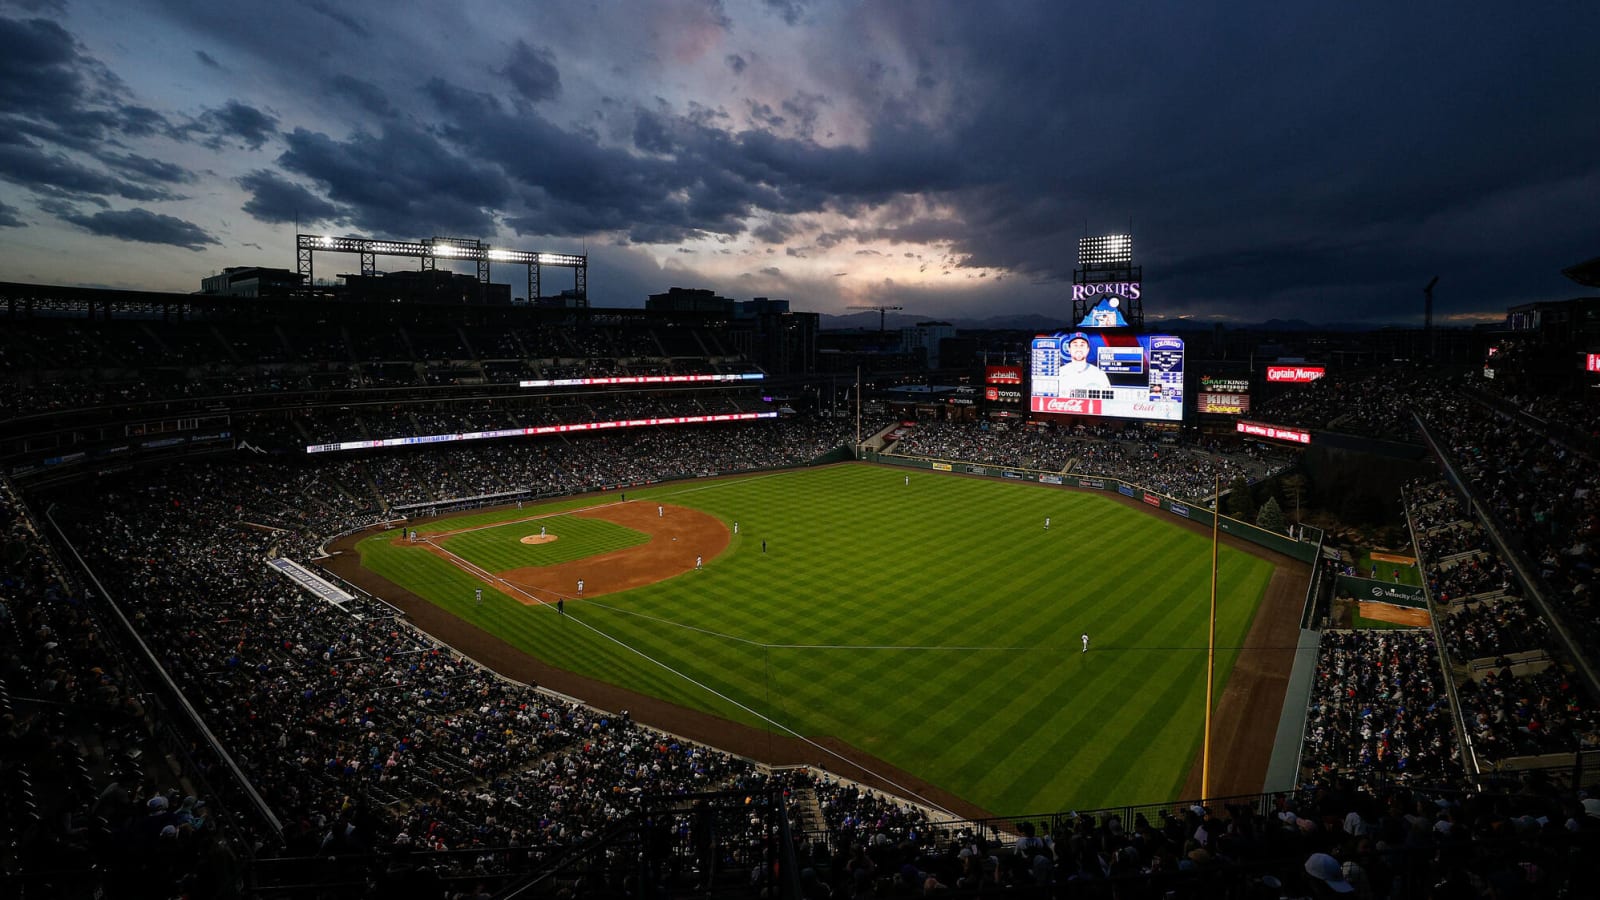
[1029,331,1185,421]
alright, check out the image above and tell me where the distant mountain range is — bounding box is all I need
[817,311,1424,332]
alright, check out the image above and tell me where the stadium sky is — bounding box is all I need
[0,0,1595,326]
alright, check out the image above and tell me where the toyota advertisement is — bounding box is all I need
[1029,331,1185,421]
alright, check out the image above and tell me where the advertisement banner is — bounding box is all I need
[1265,365,1326,383]
[1236,420,1311,444]
[1201,376,1251,393]
[1170,502,1191,518]
[1077,477,1107,490]
[985,365,1024,385]
[1039,474,1063,485]
[1142,492,1162,506]
[931,462,953,472]
[966,465,989,475]
[1336,575,1427,608]
[1118,484,1135,497]
[1198,392,1251,415]
[1588,354,1600,373]
[1032,396,1104,415]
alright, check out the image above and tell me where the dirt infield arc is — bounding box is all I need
[409,501,729,602]
[325,477,1309,819]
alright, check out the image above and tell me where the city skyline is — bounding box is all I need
[0,0,1595,324]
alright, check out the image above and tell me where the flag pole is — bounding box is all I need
[1204,474,1219,802]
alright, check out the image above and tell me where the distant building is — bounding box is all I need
[647,287,734,314]
[899,321,956,368]
[199,267,304,298]
[726,299,815,375]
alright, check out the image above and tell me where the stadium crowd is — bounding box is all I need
[1300,630,1459,781]
[10,309,1600,897]
[1249,371,1428,440]
[7,418,975,895]
[0,314,756,423]
[887,421,1290,502]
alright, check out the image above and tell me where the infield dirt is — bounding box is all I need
[409,501,728,602]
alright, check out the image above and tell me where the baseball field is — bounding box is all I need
[336,464,1288,816]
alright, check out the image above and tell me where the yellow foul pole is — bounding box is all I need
[1204,475,1219,802]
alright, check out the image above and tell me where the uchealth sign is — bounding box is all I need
[1236,420,1311,444]
[986,365,1024,385]
[1265,365,1326,383]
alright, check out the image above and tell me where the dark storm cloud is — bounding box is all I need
[272,124,508,235]
[0,200,25,228]
[58,206,219,250]
[237,169,342,224]
[0,10,194,222]
[188,100,278,150]
[0,141,179,202]
[632,109,675,155]
[504,40,561,104]
[725,54,747,75]
[784,2,1600,321]
[0,15,176,152]
[102,152,194,185]
[751,218,795,244]
[326,74,395,118]
[427,72,966,245]
[194,49,221,69]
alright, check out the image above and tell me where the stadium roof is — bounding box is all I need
[1562,255,1600,287]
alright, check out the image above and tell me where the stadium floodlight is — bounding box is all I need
[1079,233,1134,268]
[296,231,587,305]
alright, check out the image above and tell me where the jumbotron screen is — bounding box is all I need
[1029,331,1184,421]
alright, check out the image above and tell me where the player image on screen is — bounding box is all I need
[1059,332,1112,393]
[1078,297,1130,328]
[1030,331,1185,421]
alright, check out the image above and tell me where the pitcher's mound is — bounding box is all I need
[519,534,558,545]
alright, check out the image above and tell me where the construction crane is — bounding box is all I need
[847,304,904,335]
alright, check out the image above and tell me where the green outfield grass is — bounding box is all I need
[355,464,1277,815]
[1353,550,1423,587]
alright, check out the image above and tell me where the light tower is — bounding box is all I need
[1073,234,1142,328]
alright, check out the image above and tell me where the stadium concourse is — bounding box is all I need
[1,314,1599,896]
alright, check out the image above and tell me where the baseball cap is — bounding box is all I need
[1065,331,1091,344]
[1305,853,1354,893]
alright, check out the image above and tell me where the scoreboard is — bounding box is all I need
[1029,331,1185,422]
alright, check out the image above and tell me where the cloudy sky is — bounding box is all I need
[0,0,1595,325]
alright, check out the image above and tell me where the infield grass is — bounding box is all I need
[356,464,1277,815]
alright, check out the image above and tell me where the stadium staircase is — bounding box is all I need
[786,785,825,833]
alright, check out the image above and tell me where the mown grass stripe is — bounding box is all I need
[355,464,1281,813]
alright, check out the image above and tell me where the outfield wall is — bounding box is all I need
[868,450,1319,564]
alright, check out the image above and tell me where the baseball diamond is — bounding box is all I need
[327,463,1301,816]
